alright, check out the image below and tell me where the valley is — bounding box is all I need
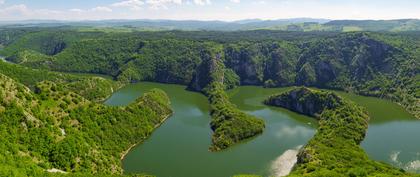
[106,83,418,176]
[0,25,419,177]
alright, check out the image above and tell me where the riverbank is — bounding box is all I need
[110,83,418,177]
[120,113,172,161]
[265,87,416,176]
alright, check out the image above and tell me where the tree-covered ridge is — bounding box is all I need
[0,73,172,176]
[188,47,265,151]
[265,87,419,177]
[1,29,417,118]
[0,61,121,102]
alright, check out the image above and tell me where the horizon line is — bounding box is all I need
[1,17,420,23]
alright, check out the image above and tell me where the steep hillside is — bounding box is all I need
[265,87,419,176]
[0,29,418,118]
[0,73,172,176]
[0,61,120,102]
[188,46,265,151]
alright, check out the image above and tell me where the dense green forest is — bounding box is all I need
[265,87,419,176]
[0,26,419,176]
[0,61,120,102]
[0,67,172,176]
[1,28,417,118]
[187,46,265,150]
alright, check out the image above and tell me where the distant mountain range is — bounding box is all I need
[1,18,419,32]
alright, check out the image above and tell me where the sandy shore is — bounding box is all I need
[271,145,302,177]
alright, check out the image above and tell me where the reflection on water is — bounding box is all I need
[390,151,420,173]
[105,83,419,176]
[106,83,316,177]
[361,121,420,172]
[273,125,313,139]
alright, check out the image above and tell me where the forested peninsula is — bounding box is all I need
[0,27,419,176]
[265,87,416,176]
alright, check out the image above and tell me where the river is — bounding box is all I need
[104,83,420,177]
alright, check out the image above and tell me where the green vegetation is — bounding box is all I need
[0,61,121,102]
[189,47,265,151]
[0,26,419,175]
[1,29,417,118]
[265,87,419,176]
[2,19,419,32]
[0,73,172,176]
[206,81,265,151]
[232,175,262,177]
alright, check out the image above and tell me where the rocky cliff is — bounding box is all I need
[264,87,344,118]
[188,47,265,151]
[265,87,415,176]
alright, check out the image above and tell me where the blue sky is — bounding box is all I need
[0,0,419,21]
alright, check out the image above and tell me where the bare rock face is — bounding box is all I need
[224,46,263,85]
[264,87,344,118]
[187,49,221,92]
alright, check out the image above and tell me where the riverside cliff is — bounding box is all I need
[265,87,418,176]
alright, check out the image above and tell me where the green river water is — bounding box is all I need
[104,82,420,177]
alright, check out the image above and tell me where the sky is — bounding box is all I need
[0,0,419,21]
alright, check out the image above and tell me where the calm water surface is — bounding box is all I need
[105,83,420,176]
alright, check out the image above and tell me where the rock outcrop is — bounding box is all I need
[265,87,344,118]
[265,87,413,176]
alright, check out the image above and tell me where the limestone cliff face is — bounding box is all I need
[265,87,344,118]
[296,33,396,87]
[224,46,263,85]
[187,49,221,92]
[224,42,299,87]
[222,34,397,89]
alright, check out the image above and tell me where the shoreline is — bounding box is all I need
[120,113,173,161]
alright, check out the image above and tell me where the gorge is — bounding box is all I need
[0,27,419,177]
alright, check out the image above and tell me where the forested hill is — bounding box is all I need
[1,19,420,32]
[1,28,418,118]
[0,70,172,176]
[265,87,418,176]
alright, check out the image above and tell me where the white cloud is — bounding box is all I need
[111,0,144,10]
[0,0,5,5]
[146,0,183,9]
[91,6,113,12]
[193,0,211,6]
[0,0,419,21]
[0,4,29,15]
[111,0,183,10]
[69,8,83,13]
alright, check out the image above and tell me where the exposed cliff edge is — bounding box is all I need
[265,87,417,176]
[265,87,344,118]
[189,46,265,151]
[3,31,417,118]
